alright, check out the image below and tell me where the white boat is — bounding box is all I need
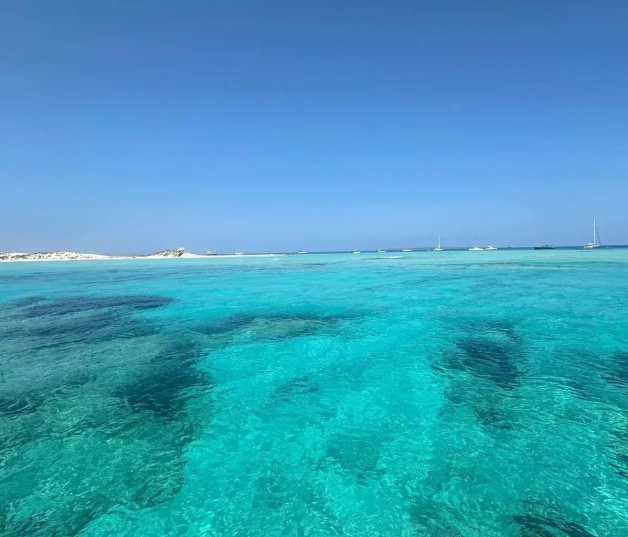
[352,250,361,254]
[235,252,244,256]
[206,251,217,256]
[433,237,443,251]
[469,246,485,251]
[377,249,386,253]
[402,248,412,252]
[584,218,601,249]
[298,250,307,254]
[485,245,497,250]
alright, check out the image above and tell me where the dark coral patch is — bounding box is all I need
[433,319,525,390]
[22,310,158,348]
[6,296,48,308]
[115,340,211,419]
[473,404,513,430]
[512,514,597,537]
[604,351,628,391]
[195,312,349,341]
[0,393,46,417]
[609,427,628,479]
[22,295,174,318]
[325,434,385,484]
[453,337,524,389]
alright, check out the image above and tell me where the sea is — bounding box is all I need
[1,249,627,537]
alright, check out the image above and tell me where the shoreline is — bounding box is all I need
[2,246,624,263]
[0,252,284,263]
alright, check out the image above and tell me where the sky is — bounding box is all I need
[1,1,627,254]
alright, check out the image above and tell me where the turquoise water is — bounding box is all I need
[1,250,628,536]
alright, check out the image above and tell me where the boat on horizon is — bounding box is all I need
[298,250,307,254]
[377,249,386,253]
[584,218,601,249]
[234,252,244,256]
[469,246,485,251]
[485,245,498,250]
[206,251,217,256]
[402,248,412,252]
[352,250,361,254]
[534,245,555,250]
[433,237,443,252]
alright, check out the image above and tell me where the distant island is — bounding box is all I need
[0,248,280,262]
[0,251,114,262]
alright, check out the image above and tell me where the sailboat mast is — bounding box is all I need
[593,218,596,245]
[438,236,441,249]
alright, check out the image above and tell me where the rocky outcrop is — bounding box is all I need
[146,248,187,258]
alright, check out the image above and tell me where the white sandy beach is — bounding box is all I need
[0,250,283,262]
[0,251,115,262]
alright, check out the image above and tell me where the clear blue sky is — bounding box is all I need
[1,1,627,253]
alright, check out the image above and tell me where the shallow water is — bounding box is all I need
[1,250,627,536]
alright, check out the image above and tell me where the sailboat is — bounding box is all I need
[584,218,601,249]
[433,237,443,251]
